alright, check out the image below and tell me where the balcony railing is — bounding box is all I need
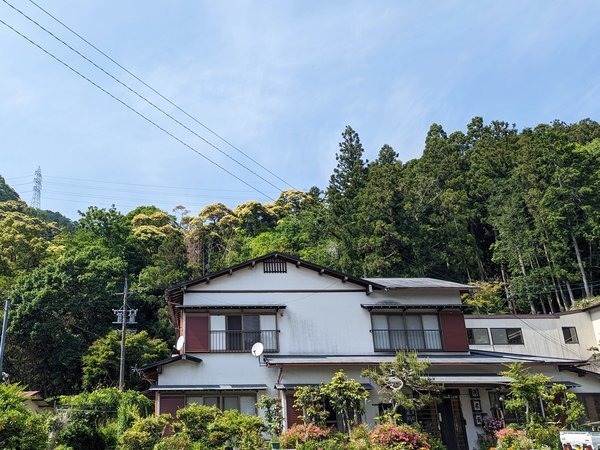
[210,330,279,353]
[371,329,442,351]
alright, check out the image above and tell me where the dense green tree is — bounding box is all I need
[326,126,368,273]
[6,245,127,396]
[82,330,169,391]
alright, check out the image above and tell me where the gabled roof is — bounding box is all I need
[139,353,202,372]
[165,252,385,306]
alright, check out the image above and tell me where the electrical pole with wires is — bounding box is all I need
[0,299,10,380]
[113,278,137,391]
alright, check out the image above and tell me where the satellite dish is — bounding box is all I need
[176,336,185,351]
[251,342,264,357]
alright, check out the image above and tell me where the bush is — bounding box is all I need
[120,414,170,450]
[173,403,221,445]
[525,424,560,450]
[370,422,430,450]
[279,423,332,448]
[495,427,534,450]
[208,409,265,449]
[153,434,200,450]
[55,418,104,450]
[347,424,372,450]
[0,384,48,450]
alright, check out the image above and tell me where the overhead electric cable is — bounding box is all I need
[2,0,285,195]
[44,175,277,193]
[23,0,296,190]
[0,17,273,200]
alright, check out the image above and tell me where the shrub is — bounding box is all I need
[120,414,170,450]
[0,384,48,450]
[56,419,105,450]
[370,422,430,450]
[153,434,199,450]
[279,423,332,448]
[347,423,372,450]
[495,426,535,450]
[173,403,221,445]
[525,424,561,450]
[208,409,265,449]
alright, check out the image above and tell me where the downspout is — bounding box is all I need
[276,366,287,429]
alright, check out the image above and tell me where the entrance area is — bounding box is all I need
[438,390,468,450]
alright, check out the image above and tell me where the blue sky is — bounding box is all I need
[1,1,599,219]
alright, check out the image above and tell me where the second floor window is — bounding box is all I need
[371,314,442,351]
[210,314,279,352]
[467,328,490,345]
[562,327,579,344]
[490,328,524,345]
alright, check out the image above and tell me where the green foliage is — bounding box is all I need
[208,409,265,449]
[119,414,170,450]
[293,385,329,427]
[82,330,169,391]
[172,403,221,445]
[500,363,551,424]
[320,370,369,433]
[0,384,48,450]
[462,281,509,314]
[153,434,200,450]
[361,352,442,422]
[0,175,20,201]
[256,394,284,439]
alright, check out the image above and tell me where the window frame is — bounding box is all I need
[562,327,579,344]
[466,328,490,345]
[490,328,524,345]
[370,312,442,351]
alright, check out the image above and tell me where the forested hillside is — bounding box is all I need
[1,117,599,397]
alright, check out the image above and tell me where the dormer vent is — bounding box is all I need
[263,257,287,273]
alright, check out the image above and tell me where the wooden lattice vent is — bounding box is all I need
[263,257,287,273]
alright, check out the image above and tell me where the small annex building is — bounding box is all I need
[141,252,600,450]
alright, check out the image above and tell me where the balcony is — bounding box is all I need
[371,329,442,352]
[210,330,279,353]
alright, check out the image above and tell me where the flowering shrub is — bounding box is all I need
[370,423,430,450]
[482,417,504,436]
[495,427,534,450]
[279,423,331,448]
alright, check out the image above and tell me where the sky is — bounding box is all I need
[0,1,599,219]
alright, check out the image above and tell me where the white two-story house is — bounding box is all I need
[141,253,600,450]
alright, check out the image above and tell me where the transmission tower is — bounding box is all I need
[31,167,42,209]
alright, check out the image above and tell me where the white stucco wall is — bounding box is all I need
[181,264,463,356]
[465,313,595,360]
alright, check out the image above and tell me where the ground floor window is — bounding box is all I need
[186,394,256,415]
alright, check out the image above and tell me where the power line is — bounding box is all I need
[43,175,278,194]
[3,0,288,194]
[25,0,296,191]
[0,16,274,200]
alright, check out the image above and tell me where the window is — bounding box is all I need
[467,328,490,345]
[371,314,442,351]
[562,327,579,344]
[209,314,279,352]
[187,395,256,414]
[491,328,524,345]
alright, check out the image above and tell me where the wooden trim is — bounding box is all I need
[184,289,366,293]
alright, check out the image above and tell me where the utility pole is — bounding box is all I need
[113,279,136,391]
[0,299,10,378]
